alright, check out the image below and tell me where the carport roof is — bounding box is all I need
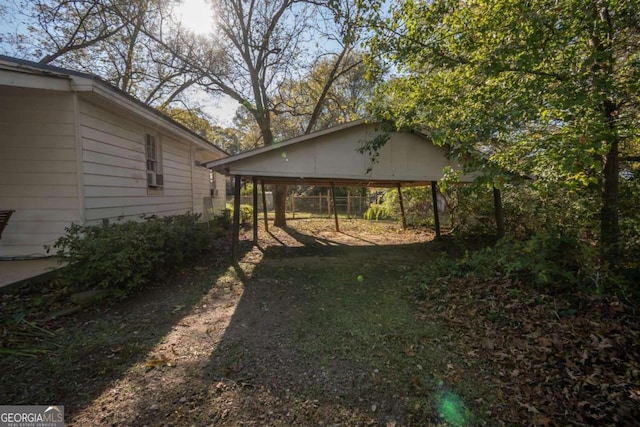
[205,120,477,187]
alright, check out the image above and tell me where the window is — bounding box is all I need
[145,134,163,188]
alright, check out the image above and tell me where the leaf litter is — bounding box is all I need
[1,219,638,426]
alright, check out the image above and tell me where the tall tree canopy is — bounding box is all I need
[2,0,370,227]
[365,0,640,264]
[191,0,368,226]
[273,52,373,139]
[0,0,211,108]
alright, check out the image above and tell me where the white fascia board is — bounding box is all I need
[0,68,71,91]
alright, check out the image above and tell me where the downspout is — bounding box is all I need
[190,146,195,214]
[72,92,86,225]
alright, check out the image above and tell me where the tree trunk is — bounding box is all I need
[256,112,290,228]
[586,3,619,267]
[600,101,620,266]
[274,184,288,227]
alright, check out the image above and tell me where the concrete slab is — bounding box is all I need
[0,258,66,291]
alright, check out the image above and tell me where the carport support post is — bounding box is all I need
[232,174,242,262]
[331,182,340,232]
[261,181,269,233]
[493,185,505,238]
[431,181,441,239]
[252,176,258,245]
[397,184,407,229]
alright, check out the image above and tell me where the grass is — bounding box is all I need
[257,251,489,425]
[1,221,490,426]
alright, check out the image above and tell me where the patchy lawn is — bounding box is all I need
[1,219,638,426]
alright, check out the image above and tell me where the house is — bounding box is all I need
[0,55,227,258]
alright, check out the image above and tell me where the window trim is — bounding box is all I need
[145,133,163,190]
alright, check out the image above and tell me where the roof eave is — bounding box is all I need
[203,118,373,169]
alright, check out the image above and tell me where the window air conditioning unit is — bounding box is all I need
[147,172,164,187]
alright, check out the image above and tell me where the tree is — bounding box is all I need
[161,106,242,154]
[273,52,373,139]
[0,0,212,109]
[364,0,640,266]
[169,0,368,227]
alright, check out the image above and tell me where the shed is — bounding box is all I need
[0,55,227,258]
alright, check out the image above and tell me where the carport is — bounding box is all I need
[205,120,501,260]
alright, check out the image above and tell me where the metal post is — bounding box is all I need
[397,183,407,229]
[232,175,242,262]
[261,180,269,233]
[292,192,296,219]
[252,176,258,246]
[331,182,340,232]
[431,181,441,239]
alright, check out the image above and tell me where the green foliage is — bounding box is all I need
[619,176,640,263]
[363,203,394,220]
[363,0,640,264]
[239,183,254,196]
[462,234,585,287]
[456,181,599,238]
[363,188,438,226]
[410,233,626,298]
[51,213,228,298]
[225,203,254,224]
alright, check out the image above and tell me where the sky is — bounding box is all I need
[0,0,238,127]
[173,0,240,126]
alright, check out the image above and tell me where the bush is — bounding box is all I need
[363,203,394,220]
[411,232,626,298]
[51,213,228,298]
[363,187,446,226]
[225,203,254,224]
[461,233,586,288]
[455,181,599,238]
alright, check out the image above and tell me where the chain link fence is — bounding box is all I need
[227,191,371,218]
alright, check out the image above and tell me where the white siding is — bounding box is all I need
[0,87,80,257]
[212,172,226,213]
[192,163,211,217]
[78,99,201,224]
[0,83,224,258]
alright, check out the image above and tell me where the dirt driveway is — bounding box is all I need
[7,219,635,425]
[4,219,473,426]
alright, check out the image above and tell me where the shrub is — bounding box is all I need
[410,232,626,298]
[363,187,445,226]
[225,203,254,224]
[460,233,586,288]
[51,213,227,298]
[363,203,394,220]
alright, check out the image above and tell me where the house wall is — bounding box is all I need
[78,98,221,224]
[0,84,224,258]
[0,87,81,257]
[192,147,227,219]
[212,172,226,213]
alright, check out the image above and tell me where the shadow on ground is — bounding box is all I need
[1,221,479,426]
[83,222,477,426]
[0,239,251,422]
